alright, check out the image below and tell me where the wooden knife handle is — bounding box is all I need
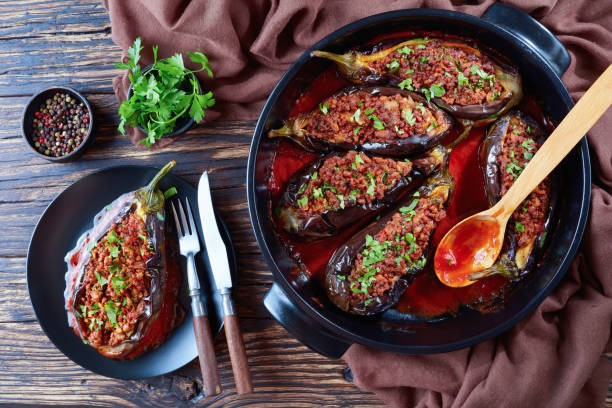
[224,314,253,394]
[193,315,222,396]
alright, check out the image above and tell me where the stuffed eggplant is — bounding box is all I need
[312,38,522,123]
[64,161,183,359]
[325,168,454,315]
[471,111,554,281]
[268,86,453,156]
[277,146,447,239]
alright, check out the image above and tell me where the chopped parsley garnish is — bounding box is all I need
[112,275,128,295]
[404,108,416,126]
[163,186,178,199]
[298,183,307,195]
[353,126,362,135]
[368,114,385,130]
[386,59,400,73]
[364,108,375,115]
[94,271,108,287]
[106,230,123,245]
[457,72,468,87]
[355,154,365,166]
[311,171,318,181]
[422,83,445,101]
[138,233,147,241]
[337,274,346,280]
[506,161,523,180]
[523,152,534,160]
[350,108,361,123]
[398,78,414,91]
[416,44,426,49]
[108,245,120,258]
[416,104,426,114]
[297,196,308,208]
[420,56,430,64]
[515,222,525,233]
[336,194,345,210]
[397,46,413,55]
[522,139,535,151]
[364,299,373,306]
[319,102,329,114]
[426,121,438,132]
[405,69,414,74]
[104,302,121,328]
[366,173,376,197]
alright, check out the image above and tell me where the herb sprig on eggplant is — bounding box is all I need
[325,168,454,315]
[64,161,183,359]
[471,110,555,281]
[276,146,448,239]
[312,38,522,125]
[269,86,453,156]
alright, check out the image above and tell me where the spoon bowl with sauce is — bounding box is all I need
[434,64,612,287]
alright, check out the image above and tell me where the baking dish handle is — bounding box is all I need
[264,283,350,359]
[482,3,570,77]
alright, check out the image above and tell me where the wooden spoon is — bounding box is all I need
[434,64,612,288]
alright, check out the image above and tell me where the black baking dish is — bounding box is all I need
[247,4,590,358]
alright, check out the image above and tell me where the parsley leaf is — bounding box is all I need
[94,271,108,287]
[515,222,525,233]
[403,109,416,126]
[319,102,329,114]
[398,78,414,91]
[386,59,400,73]
[163,186,178,199]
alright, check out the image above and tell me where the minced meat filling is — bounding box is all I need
[347,192,446,305]
[370,39,504,106]
[497,117,550,247]
[295,152,412,216]
[75,210,154,348]
[304,90,440,144]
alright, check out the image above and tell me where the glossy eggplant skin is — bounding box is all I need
[312,38,522,123]
[268,86,453,157]
[64,161,179,360]
[325,168,454,315]
[474,111,556,280]
[277,146,447,239]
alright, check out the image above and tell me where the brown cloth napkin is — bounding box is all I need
[103,0,612,406]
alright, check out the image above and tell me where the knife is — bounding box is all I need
[198,171,253,394]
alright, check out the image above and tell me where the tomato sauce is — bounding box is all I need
[266,32,551,319]
[434,217,501,287]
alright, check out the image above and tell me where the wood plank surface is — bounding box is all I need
[0,0,608,407]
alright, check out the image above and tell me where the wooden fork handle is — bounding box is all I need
[193,314,222,396]
[224,313,253,394]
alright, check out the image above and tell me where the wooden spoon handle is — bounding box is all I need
[193,314,222,396]
[498,64,612,217]
[224,313,253,394]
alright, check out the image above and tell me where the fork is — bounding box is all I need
[171,199,221,396]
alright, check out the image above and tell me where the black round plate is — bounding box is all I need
[27,165,237,379]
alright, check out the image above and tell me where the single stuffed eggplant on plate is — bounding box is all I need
[312,37,522,124]
[276,146,448,239]
[471,110,555,281]
[64,161,184,360]
[268,86,453,156]
[324,168,454,315]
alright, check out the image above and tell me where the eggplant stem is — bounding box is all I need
[146,160,176,192]
[311,50,358,75]
[268,124,293,138]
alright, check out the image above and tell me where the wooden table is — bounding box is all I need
[0,2,609,407]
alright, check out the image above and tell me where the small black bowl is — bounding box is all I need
[21,86,95,163]
[127,65,203,138]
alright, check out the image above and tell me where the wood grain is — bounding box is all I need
[224,313,253,394]
[193,315,222,397]
[0,0,608,406]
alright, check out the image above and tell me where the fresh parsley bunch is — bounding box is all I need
[115,37,216,147]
